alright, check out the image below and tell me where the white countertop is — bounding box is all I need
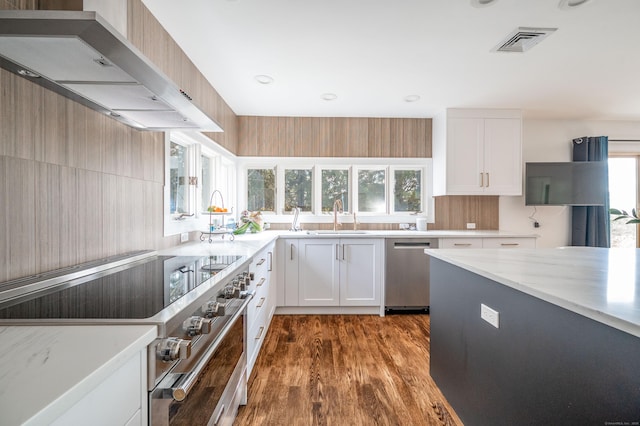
[0,325,157,426]
[426,247,640,338]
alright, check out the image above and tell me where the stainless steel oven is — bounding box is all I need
[0,250,256,426]
[150,300,247,426]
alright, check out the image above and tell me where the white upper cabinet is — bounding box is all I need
[433,109,522,196]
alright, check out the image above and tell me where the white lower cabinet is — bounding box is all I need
[439,237,536,249]
[246,241,275,377]
[281,238,383,308]
[51,350,147,426]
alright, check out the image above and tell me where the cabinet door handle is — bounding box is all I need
[500,243,519,247]
[342,244,345,260]
[257,277,266,287]
[290,243,294,260]
[453,243,472,247]
[256,297,266,308]
[480,172,484,187]
[255,326,265,340]
[268,251,273,271]
[256,258,266,266]
[486,172,490,187]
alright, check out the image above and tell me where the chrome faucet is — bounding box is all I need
[333,199,343,231]
[290,207,301,231]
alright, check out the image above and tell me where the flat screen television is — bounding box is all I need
[525,162,607,206]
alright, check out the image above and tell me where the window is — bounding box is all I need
[609,156,638,248]
[321,169,350,213]
[393,169,422,213]
[284,168,313,212]
[357,168,386,213]
[201,155,212,213]
[247,168,276,212]
[169,142,189,214]
[239,158,432,223]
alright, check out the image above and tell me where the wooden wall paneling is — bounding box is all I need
[259,116,278,156]
[130,131,145,180]
[0,0,37,10]
[0,71,13,158]
[37,0,82,10]
[317,117,333,157]
[332,118,347,157]
[368,118,391,157]
[6,158,36,280]
[431,196,499,230]
[101,120,119,175]
[424,119,433,158]
[389,119,405,157]
[402,119,417,157]
[346,118,368,157]
[278,117,295,157]
[9,73,42,161]
[238,116,255,156]
[101,173,118,257]
[144,180,163,249]
[84,108,105,173]
[115,123,132,178]
[293,117,311,157]
[38,89,67,166]
[0,156,7,282]
[66,99,88,170]
[124,176,146,251]
[76,169,103,264]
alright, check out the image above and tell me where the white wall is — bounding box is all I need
[500,119,640,248]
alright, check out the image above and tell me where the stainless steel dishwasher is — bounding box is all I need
[385,238,438,313]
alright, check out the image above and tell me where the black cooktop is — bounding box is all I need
[0,255,242,320]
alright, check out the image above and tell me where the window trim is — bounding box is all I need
[237,156,434,225]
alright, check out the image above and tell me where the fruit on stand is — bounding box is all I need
[207,205,228,213]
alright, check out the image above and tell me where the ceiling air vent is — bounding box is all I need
[493,27,557,53]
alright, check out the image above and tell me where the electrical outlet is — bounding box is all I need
[180,232,189,243]
[481,303,500,328]
[399,223,410,230]
[466,223,476,229]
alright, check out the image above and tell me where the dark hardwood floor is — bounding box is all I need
[235,314,463,426]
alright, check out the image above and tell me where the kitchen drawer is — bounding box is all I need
[247,302,269,376]
[482,237,536,249]
[439,238,482,249]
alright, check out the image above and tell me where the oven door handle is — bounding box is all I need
[171,292,254,402]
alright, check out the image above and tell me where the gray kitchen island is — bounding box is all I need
[426,247,640,426]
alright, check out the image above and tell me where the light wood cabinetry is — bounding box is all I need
[246,241,276,377]
[280,238,382,308]
[238,117,431,158]
[439,237,536,249]
[433,109,522,196]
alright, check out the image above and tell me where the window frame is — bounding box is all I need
[389,166,427,215]
[237,156,434,225]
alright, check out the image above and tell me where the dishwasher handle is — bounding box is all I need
[393,242,435,249]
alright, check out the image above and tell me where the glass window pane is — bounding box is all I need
[609,157,637,248]
[169,142,188,214]
[394,170,422,212]
[322,169,349,213]
[247,168,275,212]
[358,169,386,213]
[284,169,313,212]
[201,155,212,212]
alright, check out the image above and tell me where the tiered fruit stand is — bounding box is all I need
[200,190,235,242]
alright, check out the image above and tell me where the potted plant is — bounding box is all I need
[610,208,640,224]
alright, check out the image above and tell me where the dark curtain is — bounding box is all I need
[571,136,610,247]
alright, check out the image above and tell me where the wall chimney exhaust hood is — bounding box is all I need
[0,10,223,132]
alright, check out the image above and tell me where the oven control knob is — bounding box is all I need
[157,337,191,362]
[202,300,226,317]
[183,316,213,336]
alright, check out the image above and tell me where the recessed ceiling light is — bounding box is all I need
[470,0,499,8]
[321,93,337,101]
[558,0,592,9]
[404,95,421,102]
[255,75,274,85]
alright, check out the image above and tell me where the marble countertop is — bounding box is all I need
[426,247,640,338]
[0,325,156,426]
[222,229,537,240]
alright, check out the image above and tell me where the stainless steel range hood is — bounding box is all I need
[0,10,223,132]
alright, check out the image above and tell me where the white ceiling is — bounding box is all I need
[142,0,640,120]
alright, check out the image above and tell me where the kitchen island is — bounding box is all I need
[426,247,640,426]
